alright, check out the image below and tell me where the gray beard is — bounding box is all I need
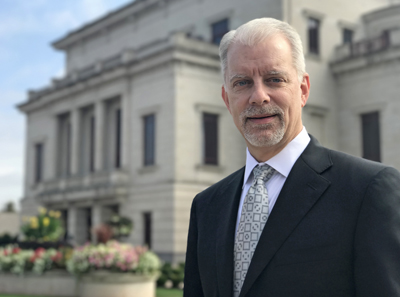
[239,105,285,147]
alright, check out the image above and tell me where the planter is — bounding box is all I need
[79,271,157,297]
[0,270,78,297]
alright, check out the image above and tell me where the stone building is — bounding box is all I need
[331,4,400,169]
[18,0,393,262]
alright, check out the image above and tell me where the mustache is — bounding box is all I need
[240,105,284,120]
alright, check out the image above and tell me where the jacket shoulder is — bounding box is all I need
[194,167,245,202]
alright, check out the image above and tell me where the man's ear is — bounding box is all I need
[221,85,232,114]
[300,73,310,108]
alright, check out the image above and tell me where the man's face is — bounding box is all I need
[222,34,310,158]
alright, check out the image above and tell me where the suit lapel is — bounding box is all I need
[239,136,332,297]
[216,167,245,297]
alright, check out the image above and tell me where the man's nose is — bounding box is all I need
[249,82,271,105]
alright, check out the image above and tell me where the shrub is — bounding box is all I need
[157,262,185,289]
[107,214,133,239]
[20,207,64,242]
[0,233,18,246]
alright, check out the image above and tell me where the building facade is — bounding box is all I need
[331,4,400,169]
[18,0,392,262]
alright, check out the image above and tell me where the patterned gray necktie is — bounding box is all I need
[233,164,275,297]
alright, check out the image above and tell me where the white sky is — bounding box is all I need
[0,0,131,211]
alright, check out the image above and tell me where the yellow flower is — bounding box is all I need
[38,207,47,215]
[43,217,50,227]
[30,217,38,229]
[49,210,55,217]
[54,211,61,218]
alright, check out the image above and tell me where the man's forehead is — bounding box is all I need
[225,36,293,78]
[228,70,288,82]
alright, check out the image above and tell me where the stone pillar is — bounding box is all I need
[95,102,104,171]
[121,80,131,168]
[70,109,80,175]
[68,206,89,246]
[67,206,77,245]
[91,204,102,243]
[75,208,89,245]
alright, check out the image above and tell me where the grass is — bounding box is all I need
[156,288,183,297]
[0,289,183,297]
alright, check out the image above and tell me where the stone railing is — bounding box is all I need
[35,170,129,203]
[333,28,400,62]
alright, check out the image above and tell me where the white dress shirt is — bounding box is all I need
[235,127,311,233]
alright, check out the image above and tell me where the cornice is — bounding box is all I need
[362,3,400,24]
[330,44,400,75]
[18,33,220,114]
[52,0,179,50]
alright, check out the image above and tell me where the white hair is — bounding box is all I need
[219,18,306,84]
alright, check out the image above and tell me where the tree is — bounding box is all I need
[3,201,16,213]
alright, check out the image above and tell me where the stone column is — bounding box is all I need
[67,206,77,245]
[68,206,89,246]
[70,109,80,175]
[95,102,104,171]
[91,204,102,243]
[121,80,131,169]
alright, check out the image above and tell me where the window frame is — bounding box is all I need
[143,114,156,167]
[143,212,152,249]
[361,111,381,162]
[203,112,219,165]
[343,28,354,44]
[211,18,229,45]
[308,17,320,55]
[34,143,44,183]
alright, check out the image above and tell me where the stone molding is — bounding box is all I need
[18,33,220,114]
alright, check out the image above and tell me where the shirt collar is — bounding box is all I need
[243,127,311,188]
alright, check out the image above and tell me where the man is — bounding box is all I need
[184,18,400,297]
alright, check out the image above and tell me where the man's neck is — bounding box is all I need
[246,127,304,162]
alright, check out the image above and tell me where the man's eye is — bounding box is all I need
[268,78,284,83]
[235,81,248,87]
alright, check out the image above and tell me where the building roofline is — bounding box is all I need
[18,32,220,114]
[52,0,170,50]
[362,3,400,24]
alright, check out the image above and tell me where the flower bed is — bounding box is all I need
[0,241,161,297]
[67,240,160,276]
[0,245,65,275]
[68,241,161,297]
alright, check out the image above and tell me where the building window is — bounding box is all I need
[203,113,218,165]
[143,212,152,249]
[85,207,92,242]
[79,106,95,175]
[115,108,122,168]
[57,113,71,177]
[308,17,320,55]
[211,19,229,45]
[361,112,381,162]
[343,28,353,44]
[90,115,95,172]
[34,143,44,183]
[104,98,122,170]
[61,209,68,241]
[143,114,155,166]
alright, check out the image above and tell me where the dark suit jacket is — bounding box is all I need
[183,136,400,297]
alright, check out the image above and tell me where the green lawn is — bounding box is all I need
[156,288,183,297]
[0,289,183,297]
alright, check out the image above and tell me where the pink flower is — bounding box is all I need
[12,247,21,254]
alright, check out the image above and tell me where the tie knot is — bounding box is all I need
[253,164,275,182]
